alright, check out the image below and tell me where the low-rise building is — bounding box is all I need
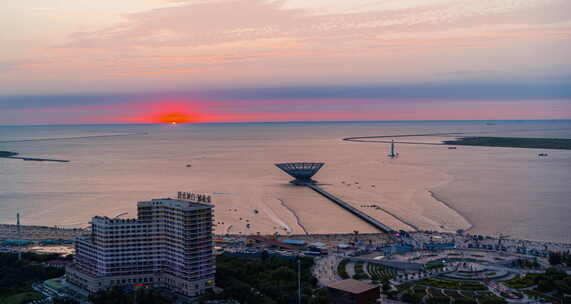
[326,279,380,304]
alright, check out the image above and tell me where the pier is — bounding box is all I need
[307,184,395,233]
[275,162,395,233]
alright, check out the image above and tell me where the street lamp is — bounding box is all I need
[298,257,301,304]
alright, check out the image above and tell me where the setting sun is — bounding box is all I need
[158,112,191,124]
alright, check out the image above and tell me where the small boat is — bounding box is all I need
[538,153,548,157]
[448,147,457,150]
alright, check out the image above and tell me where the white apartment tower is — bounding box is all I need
[66,194,215,297]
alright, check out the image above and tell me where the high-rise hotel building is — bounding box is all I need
[66,194,215,297]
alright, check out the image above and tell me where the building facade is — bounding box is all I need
[66,195,215,297]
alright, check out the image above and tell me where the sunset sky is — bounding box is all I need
[1,0,570,124]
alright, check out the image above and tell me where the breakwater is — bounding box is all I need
[2,156,69,162]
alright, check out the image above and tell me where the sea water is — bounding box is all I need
[1,121,570,242]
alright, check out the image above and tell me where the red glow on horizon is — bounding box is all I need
[70,98,571,125]
[157,112,192,124]
[128,101,208,124]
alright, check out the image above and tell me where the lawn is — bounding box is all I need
[368,263,397,281]
[478,295,508,304]
[45,278,65,292]
[401,289,426,304]
[353,261,369,280]
[337,259,350,279]
[416,278,487,291]
[502,274,539,289]
[522,289,559,303]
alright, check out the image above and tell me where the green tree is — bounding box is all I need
[426,295,451,304]
[261,250,269,261]
[204,255,318,304]
[381,278,391,292]
[308,288,330,304]
[53,297,80,304]
[401,291,423,304]
[549,252,562,265]
[88,287,171,304]
[0,252,65,299]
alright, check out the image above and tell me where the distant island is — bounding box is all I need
[0,150,69,162]
[443,137,571,150]
[0,151,19,157]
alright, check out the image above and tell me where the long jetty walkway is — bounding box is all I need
[306,184,395,233]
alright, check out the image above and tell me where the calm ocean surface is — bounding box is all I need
[1,121,570,242]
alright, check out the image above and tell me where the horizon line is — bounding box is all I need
[2,119,571,127]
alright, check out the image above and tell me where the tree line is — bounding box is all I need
[201,253,330,304]
[0,252,66,301]
[548,251,571,267]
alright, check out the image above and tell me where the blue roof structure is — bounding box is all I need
[275,162,324,184]
[426,243,456,250]
[282,239,306,245]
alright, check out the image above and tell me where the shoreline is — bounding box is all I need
[428,190,474,233]
[4,223,570,246]
[278,198,309,235]
[342,131,569,241]
[368,204,419,232]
